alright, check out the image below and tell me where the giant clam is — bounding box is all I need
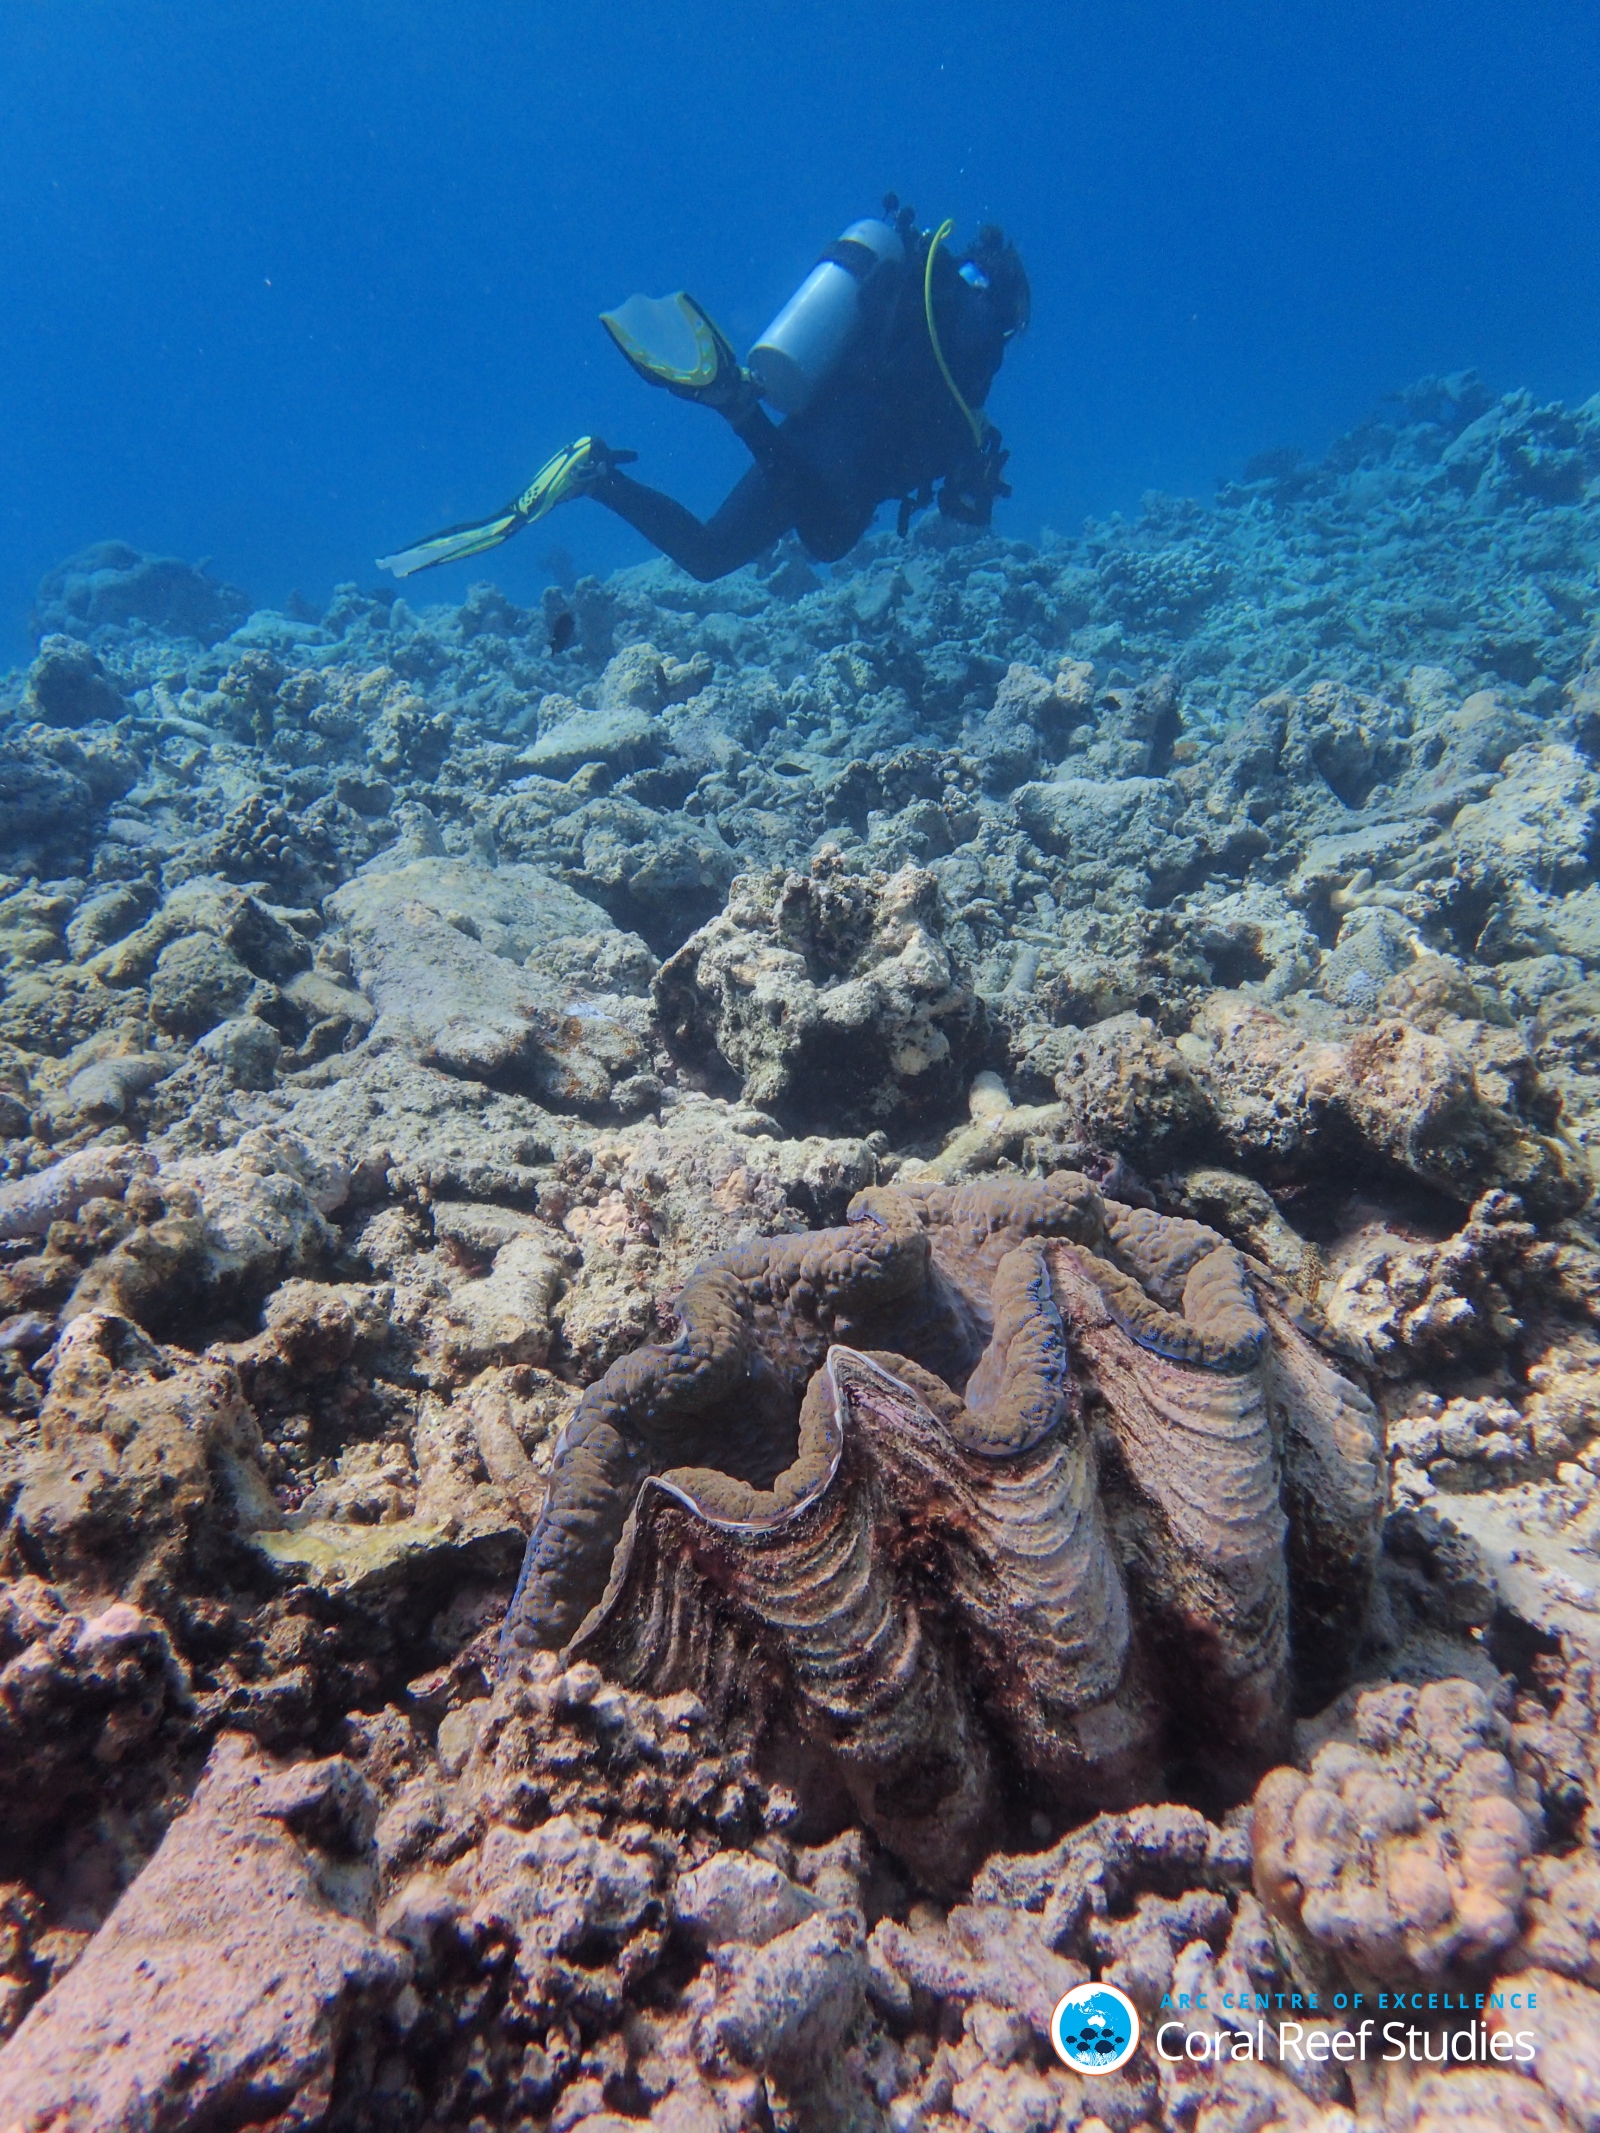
[500,1173,1382,1886]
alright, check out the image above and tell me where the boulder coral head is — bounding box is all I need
[653,850,987,1135]
[500,1172,1383,1889]
[1251,1676,1540,1992]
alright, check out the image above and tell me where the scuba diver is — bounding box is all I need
[377,200,1029,585]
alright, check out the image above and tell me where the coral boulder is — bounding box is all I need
[654,849,987,1135]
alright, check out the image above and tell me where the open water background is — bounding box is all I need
[2,0,1598,656]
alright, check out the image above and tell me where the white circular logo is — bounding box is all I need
[1050,1983,1141,2075]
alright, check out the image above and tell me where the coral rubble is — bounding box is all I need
[3,372,1600,2127]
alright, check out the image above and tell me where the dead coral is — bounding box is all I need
[1322,1188,1587,1379]
[1252,1676,1541,1991]
[653,847,988,1135]
[0,1580,189,1845]
[1,1311,271,1602]
[1189,993,1583,1219]
[0,1732,407,2129]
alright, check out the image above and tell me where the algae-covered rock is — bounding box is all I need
[30,538,250,641]
[524,700,664,779]
[0,1733,405,2128]
[0,747,92,869]
[1453,742,1600,892]
[327,854,617,963]
[654,849,987,1134]
[2,1312,273,1597]
[251,1517,464,1593]
[148,931,255,1040]
[1189,992,1584,1216]
[24,636,127,729]
[1044,1010,1215,1170]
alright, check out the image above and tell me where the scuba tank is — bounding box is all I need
[748,217,906,415]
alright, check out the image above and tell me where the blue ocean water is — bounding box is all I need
[2,0,1598,653]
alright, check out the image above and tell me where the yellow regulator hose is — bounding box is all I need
[925,217,989,450]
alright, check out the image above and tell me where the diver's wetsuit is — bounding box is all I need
[590,244,1012,582]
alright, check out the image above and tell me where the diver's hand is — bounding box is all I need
[938,441,1011,527]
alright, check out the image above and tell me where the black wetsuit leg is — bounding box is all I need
[595,459,874,580]
[727,399,875,561]
[592,462,795,584]
[591,399,875,582]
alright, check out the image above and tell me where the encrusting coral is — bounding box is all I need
[500,1170,1383,1883]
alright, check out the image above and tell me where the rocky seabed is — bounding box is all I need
[2,375,1600,2129]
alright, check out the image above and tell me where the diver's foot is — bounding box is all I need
[701,365,763,424]
[514,435,637,524]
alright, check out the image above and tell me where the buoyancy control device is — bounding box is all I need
[747,216,906,415]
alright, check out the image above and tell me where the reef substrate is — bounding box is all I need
[2,378,1600,2130]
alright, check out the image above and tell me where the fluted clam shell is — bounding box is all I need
[570,1341,1155,1888]
[502,1170,1385,1882]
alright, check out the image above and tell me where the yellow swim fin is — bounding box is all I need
[377,437,634,578]
[376,507,524,579]
[600,292,746,408]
